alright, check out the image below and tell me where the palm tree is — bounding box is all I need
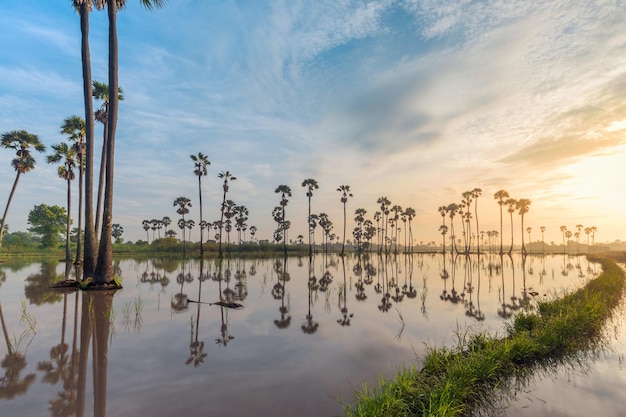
[72,0,97,278]
[249,225,257,243]
[301,178,319,257]
[161,216,171,234]
[526,227,532,254]
[471,188,482,254]
[404,207,416,253]
[47,143,77,264]
[493,190,510,254]
[217,171,236,257]
[191,152,210,256]
[446,203,459,254]
[390,204,402,254]
[337,185,353,255]
[92,80,124,237]
[540,226,546,254]
[0,130,46,249]
[275,185,292,256]
[584,227,592,253]
[94,0,166,284]
[60,115,86,263]
[142,220,150,242]
[505,198,517,254]
[560,225,568,252]
[515,199,531,255]
[376,197,391,253]
[575,224,583,254]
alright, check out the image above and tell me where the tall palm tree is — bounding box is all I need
[47,143,77,264]
[217,171,236,257]
[404,207,416,253]
[301,178,319,257]
[376,197,391,253]
[390,204,402,254]
[446,203,459,254]
[275,185,292,256]
[560,225,568,252]
[72,0,97,278]
[0,130,46,249]
[516,199,531,255]
[505,198,517,254]
[493,190,510,254]
[95,0,167,284]
[92,80,124,237]
[575,224,583,254]
[60,115,86,263]
[191,152,210,256]
[337,185,352,255]
[471,188,482,254]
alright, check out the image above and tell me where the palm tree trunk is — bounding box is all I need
[341,202,346,255]
[80,3,97,279]
[76,156,84,263]
[198,176,204,257]
[95,1,118,284]
[95,124,107,238]
[0,172,22,249]
[65,177,72,264]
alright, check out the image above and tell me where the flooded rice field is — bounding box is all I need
[1,252,621,417]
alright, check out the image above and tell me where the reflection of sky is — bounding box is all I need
[1,1,626,244]
[0,254,617,417]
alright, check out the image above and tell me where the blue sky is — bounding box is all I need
[1,0,625,245]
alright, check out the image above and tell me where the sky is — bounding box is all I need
[1,0,625,246]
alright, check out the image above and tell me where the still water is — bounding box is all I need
[0,253,613,416]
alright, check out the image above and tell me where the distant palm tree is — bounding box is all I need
[446,203,460,254]
[47,142,77,264]
[0,130,46,249]
[191,152,210,256]
[575,224,583,254]
[515,199,531,255]
[249,225,257,242]
[174,196,191,253]
[493,190,510,254]
[301,178,319,257]
[505,198,517,254]
[337,185,353,255]
[377,197,391,253]
[390,204,402,254]
[60,115,86,263]
[540,226,546,254]
[565,230,573,254]
[217,171,236,257]
[142,220,150,242]
[526,227,532,253]
[275,185,292,256]
[439,224,448,254]
[404,207,416,253]
[162,216,171,234]
[584,227,592,253]
[560,225,567,251]
[471,188,482,254]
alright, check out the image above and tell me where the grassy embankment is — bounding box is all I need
[343,252,626,417]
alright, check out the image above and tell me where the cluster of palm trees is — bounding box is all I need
[437,189,533,255]
[141,160,257,257]
[560,224,598,254]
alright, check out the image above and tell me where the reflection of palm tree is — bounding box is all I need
[215,260,235,346]
[302,257,319,334]
[186,260,207,366]
[0,350,36,400]
[273,257,292,329]
[337,257,353,326]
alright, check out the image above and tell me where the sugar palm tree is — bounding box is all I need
[275,185,292,256]
[337,185,352,255]
[94,0,167,285]
[376,196,391,253]
[471,188,482,253]
[526,227,532,254]
[404,207,416,253]
[301,178,319,257]
[493,190,510,254]
[47,143,77,264]
[0,130,46,249]
[560,225,567,252]
[505,198,517,254]
[540,226,546,254]
[72,0,97,278]
[217,171,236,257]
[516,199,531,255]
[60,115,86,263]
[92,80,124,237]
[191,152,210,256]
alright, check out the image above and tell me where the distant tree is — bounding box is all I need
[275,185,292,256]
[217,171,236,257]
[27,204,67,248]
[111,224,124,243]
[60,115,86,262]
[0,130,46,249]
[301,179,319,256]
[493,190,509,254]
[337,185,353,255]
[516,199,531,255]
[191,152,210,256]
[505,198,517,254]
[46,142,77,263]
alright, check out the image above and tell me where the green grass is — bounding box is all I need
[342,252,626,417]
